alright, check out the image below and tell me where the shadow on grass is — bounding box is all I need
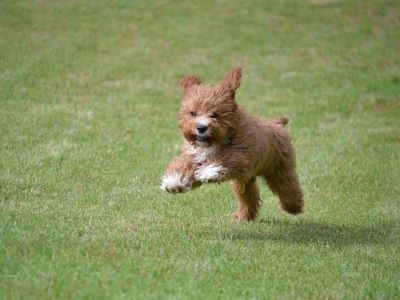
[222,217,396,246]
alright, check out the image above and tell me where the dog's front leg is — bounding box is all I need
[194,149,253,184]
[194,163,229,184]
[161,153,200,194]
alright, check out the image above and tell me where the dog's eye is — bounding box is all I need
[210,113,218,119]
[190,111,197,116]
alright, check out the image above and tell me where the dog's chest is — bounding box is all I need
[185,144,217,164]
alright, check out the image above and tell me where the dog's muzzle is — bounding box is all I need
[197,125,208,134]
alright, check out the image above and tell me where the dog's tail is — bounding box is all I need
[273,116,289,127]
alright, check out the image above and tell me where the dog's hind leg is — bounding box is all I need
[263,166,304,214]
[231,178,261,222]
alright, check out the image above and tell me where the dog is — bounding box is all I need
[161,67,304,221]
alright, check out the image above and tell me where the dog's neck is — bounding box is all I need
[223,127,236,146]
[223,136,232,145]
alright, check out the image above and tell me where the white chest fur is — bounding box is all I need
[185,143,216,164]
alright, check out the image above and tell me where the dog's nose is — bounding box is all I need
[197,125,208,134]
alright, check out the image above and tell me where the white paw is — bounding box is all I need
[194,164,227,183]
[160,173,190,194]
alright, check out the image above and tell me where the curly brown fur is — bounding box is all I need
[161,67,304,221]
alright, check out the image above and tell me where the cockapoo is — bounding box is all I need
[161,67,304,221]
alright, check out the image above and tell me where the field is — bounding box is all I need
[1,0,399,298]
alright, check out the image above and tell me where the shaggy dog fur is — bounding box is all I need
[161,67,304,221]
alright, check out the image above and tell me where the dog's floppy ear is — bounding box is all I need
[180,75,202,93]
[221,66,242,93]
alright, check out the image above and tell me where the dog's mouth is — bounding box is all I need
[188,133,213,147]
[196,135,208,142]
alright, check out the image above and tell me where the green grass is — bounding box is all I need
[1,0,399,298]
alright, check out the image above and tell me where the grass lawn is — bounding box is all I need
[1,0,399,298]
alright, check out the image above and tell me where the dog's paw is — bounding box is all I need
[233,210,256,222]
[194,164,227,183]
[160,173,191,194]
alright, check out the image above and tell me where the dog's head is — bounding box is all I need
[178,67,241,148]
